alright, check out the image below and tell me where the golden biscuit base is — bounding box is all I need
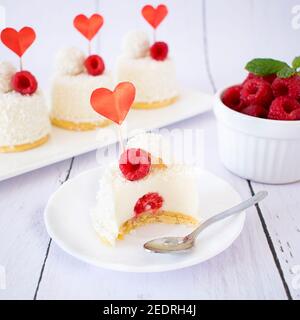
[132,96,179,110]
[0,134,50,153]
[51,117,112,131]
[117,211,199,240]
[151,157,168,170]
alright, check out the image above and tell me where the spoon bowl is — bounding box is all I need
[144,236,194,253]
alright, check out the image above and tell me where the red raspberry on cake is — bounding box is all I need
[241,104,268,118]
[150,41,168,61]
[119,148,151,181]
[241,78,273,107]
[84,54,105,76]
[11,71,38,95]
[271,75,300,100]
[221,85,244,111]
[243,73,276,84]
[134,192,164,216]
[268,96,300,120]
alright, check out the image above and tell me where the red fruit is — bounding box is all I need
[221,85,244,111]
[84,54,105,76]
[289,108,300,120]
[241,104,268,118]
[243,73,276,84]
[268,96,300,120]
[119,148,151,181]
[150,41,168,61]
[11,71,38,95]
[134,192,164,216]
[271,75,300,100]
[241,78,273,107]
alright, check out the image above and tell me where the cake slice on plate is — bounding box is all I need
[91,133,200,245]
[89,82,198,245]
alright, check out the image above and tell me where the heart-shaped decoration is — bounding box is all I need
[90,82,136,125]
[142,4,168,29]
[73,14,104,41]
[1,27,36,57]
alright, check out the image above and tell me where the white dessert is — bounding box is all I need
[116,31,179,107]
[51,47,114,130]
[0,61,50,152]
[0,61,16,93]
[55,47,85,76]
[51,73,114,124]
[91,134,200,245]
[122,30,150,59]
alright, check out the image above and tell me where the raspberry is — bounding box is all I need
[271,75,300,100]
[289,108,300,120]
[241,105,268,118]
[243,73,276,84]
[134,192,164,216]
[150,41,168,61]
[84,54,105,76]
[241,78,273,107]
[221,85,244,111]
[119,148,151,181]
[11,71,38,95]
[268,96,300,120]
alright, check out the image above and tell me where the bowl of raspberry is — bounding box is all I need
[214,58,300,184]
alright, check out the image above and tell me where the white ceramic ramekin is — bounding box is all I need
[214,89,300,184]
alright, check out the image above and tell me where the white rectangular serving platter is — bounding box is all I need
[0,90,213,182]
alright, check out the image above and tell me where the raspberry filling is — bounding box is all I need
[11,71,38,95]
[119,148,151,181]
[134,192,164,216]
[84,54,105,76]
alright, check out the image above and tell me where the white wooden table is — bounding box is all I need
[0,0,300,300]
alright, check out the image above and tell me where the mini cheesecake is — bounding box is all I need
[0,62,50,152]
[51,47,114,131]
[116,31,179,109]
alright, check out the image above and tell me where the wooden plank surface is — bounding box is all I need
[0,159,72,299]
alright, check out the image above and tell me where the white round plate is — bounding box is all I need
[44,167,245,273]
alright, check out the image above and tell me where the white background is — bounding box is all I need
[0,0,300,300]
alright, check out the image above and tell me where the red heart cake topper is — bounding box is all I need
[142,4,168,29]
[73,14,104,41]
[91,82,136,125]
[1,27,36,57]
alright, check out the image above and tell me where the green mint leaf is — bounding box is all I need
[245,58,289,76]
[292,56,300,69]
[277,66,296,78]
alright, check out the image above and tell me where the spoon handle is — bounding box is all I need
[186,191,268,241]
